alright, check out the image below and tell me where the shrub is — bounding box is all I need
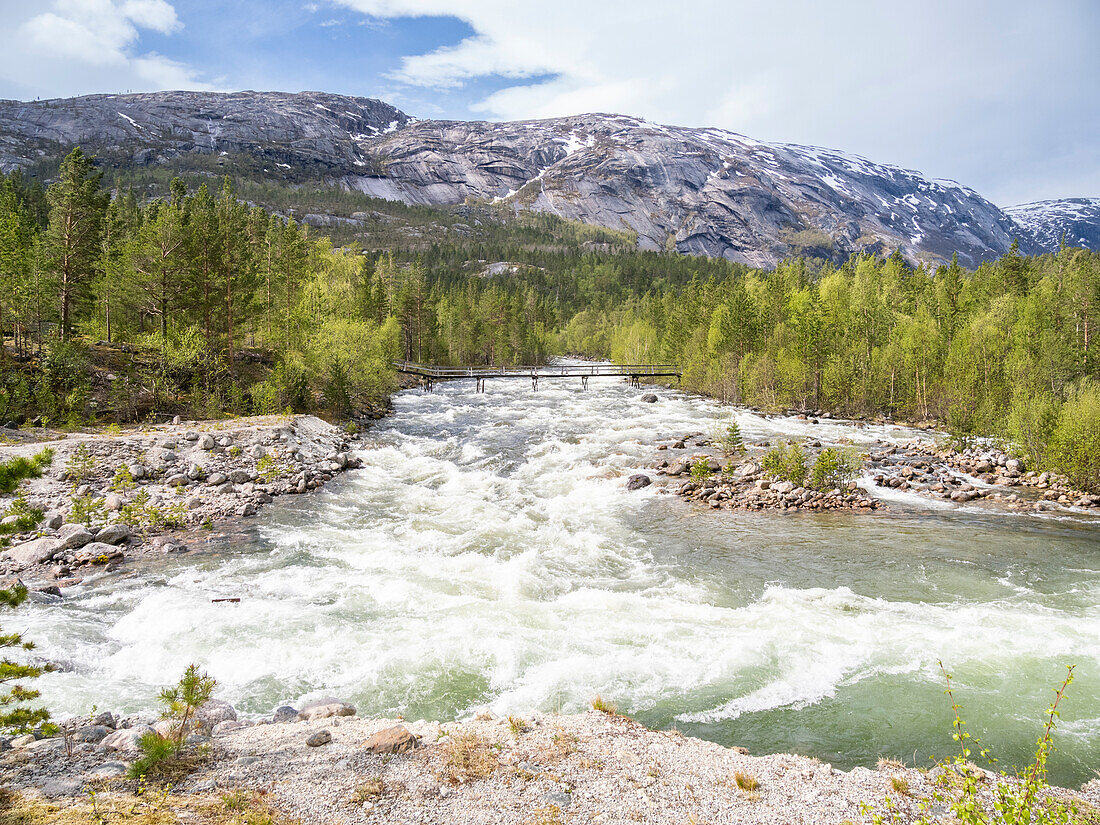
[734,771,759,792]
[863,664,1079,825]
[710,419,744,456]
[64,443,95,481]
[689,457,714,481]
[0,449,53,494]
[129,663,216,779]
[809,447,862,491]
[761,441,807,486]
[110,464,135,492]
[69,489,106,527]
[0,493,43,534]
[591,695,617,715]
[1047,379,1100,492]
[0,583,54,734]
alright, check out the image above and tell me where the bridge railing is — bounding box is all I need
[392,360,681,378]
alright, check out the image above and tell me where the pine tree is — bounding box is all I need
[44,149,108,339]
[1,582,53,734]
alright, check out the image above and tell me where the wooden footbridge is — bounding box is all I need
[393,360,682,392]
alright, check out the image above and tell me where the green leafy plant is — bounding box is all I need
[761,441,808,487]
[70,489,106,527]
[129,663,216,779]
[65,443,96,481]
[711,419,744,456]
[0,583,55,734]
[118,490,187,530]
[0,449,53,494]
[809,447,862,491]
[0,493,43,535]
[863,663,1079,825]
[109,464,135,492]
[689,457,714,481]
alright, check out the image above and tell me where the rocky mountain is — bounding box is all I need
[0,90,1089,267]
[1004,198,1100,253]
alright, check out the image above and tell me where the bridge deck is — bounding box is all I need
[394,360,681,379]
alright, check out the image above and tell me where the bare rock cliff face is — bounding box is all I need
[1,91,1089,267]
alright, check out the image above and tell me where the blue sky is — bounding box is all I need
[0,0,1097,207]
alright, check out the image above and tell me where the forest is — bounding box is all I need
[1,148,1098,489]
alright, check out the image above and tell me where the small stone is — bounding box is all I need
[541,791,572,807]
[103,494,123,512]
[626,474,652,491]
[198,434,215,450]
[273,706,298,723]
[249,445,266,459]
[72,543,124,565]
[127,463,146,480]
[195,698,237,729]
[229,469,251,485]
[206,472,228,486]
[212,720,245,736]
[305,730,332,747]
[172,415,181,425]
[640,394,658,403]
[363,725,420,754]
[99,726,153,753]
[187,463,205,481]
[42,510,64,530]
[165,473,187,487]
[73,725,111,744]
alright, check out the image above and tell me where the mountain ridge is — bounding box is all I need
[0,90,1093,267]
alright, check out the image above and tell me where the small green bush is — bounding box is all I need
[0,449,53,494]
[809,447,862,491]
[129,663,217,779]
[689,457,714,481]
[0,493,43,534]
[761,441,807,487]
[711,419,744,456]
[1047,379,1100,492]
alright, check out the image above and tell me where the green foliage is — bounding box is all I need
[65,443,95,481]
[118,489,186,530]
[69,489,106,528]
[1046,379,1100,492]
[0,493,43,535]
[711,419,744,456]
[0,583,54,734]
[129,663,217,779]
[689,457,715,481]
[0,449,53,494]
[864,664,1079,825]
[110,464,135,492]
[809,447,862,491]
[761,441,808,486]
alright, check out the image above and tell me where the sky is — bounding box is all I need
[0,0,1096,207]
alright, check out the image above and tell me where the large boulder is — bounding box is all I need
[72,543,124,566]
[59,524,94,549]
[5,537,63,567]
[98,725,154,753]
[625,474,652,491]
[640,393,658,403]
[195,698,237,730]
[95,523,131,545]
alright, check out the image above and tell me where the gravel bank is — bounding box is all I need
[0,414,363,586]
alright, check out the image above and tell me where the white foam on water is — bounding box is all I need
[15,375,1100,771]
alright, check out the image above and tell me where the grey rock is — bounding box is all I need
[541,791,572,807]
[197,434,215,450]
[95,523,131,545]
[305,729,332,747]
[183,431,199,441]
[206,472,228,486]
[104,493,122,512]
[42,510,64,530]
[73,724,111,743]
[127,463,146,480]
[72,542,124,565]
[626,473,652,491]
[41,778,84,798]
[5,537,63,566]
[298,698,356,721]
[195,698,237,728]
[59,523,94,549]
[87,761,128,779]
[92,711,116,728]
[640,393,658,403]
[249,445,266,459]
[228,469,251,484]
[187,463,205,480]
[212,720,245,735]
[99,726,153,752]
[272,706,298,723]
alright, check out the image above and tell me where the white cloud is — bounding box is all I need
[334,0,1100,205]
[0,0,208,99]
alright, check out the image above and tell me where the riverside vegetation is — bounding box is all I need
[2,149,1098,489]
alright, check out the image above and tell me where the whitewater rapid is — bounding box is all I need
[17,376,1100,782]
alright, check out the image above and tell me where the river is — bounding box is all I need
[18,375,1100,784]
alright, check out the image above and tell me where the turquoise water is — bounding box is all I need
[21,376,1100,785]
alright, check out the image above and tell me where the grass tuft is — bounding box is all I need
[590,695,617,715]
[734,771,759,792]
[441,732,498,784]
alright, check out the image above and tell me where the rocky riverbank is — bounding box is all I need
[3,698,1099,825]
[630,415,1099,516]
[0,414,364,587]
